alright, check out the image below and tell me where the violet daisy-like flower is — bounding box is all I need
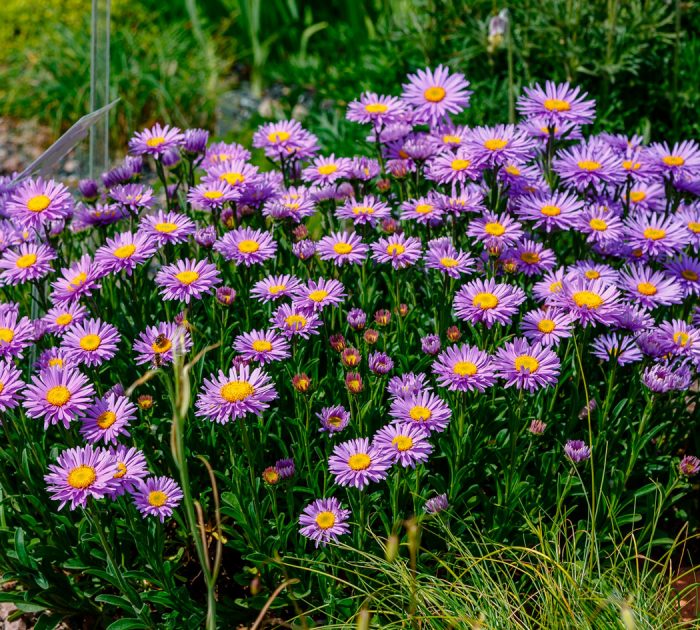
[44,445,116,510]
[195,364,278,424]
[373,423,433,468]
[647,140,700,179]
[520,308,573,346]
[109,183,154,213]
[23,367,95,429]
[618,265,683,309]
[79,393,136,445]
[129,123,184,156]
[515,191,583,232]
[302,155,352,186]
[299,497,351,547]
[270,303,322,339]
[214,227,277,266]
[0,308,33,359]
[73,202,127,229]
[624,182,666,212]
[50,254,102,305]
[347,92,407,126]
[42,302,88,336]
[675,205,700,252]
[94,231,157,277]
[432,343,496,392]
[328,438,393,490]
[548,278,622,327]
[642,359,692,393]
[517,81,596,126]
[6,177,72,229]
[421,334,441,355]
[187,180,237,210]
[133,322,191,367]
[0,242,56,285]
[464,124,533,167]
[317,231,369,266]
[665,255,700,297]
[155,258,221,304]
[520,116,583,143]
[564,440,591,463]
[467,212,524,251]
[252,120,319,160]
[429,124,468,153]
[203,159,260,197]
[0,360,24,412]
[591,333,643,366]
[679,455,700,477]
[624,212,688,258]
[578,206,625,246]
[389,391,451,434]
[35,347,73,372]
[425,149,483,185]
[133,476,184,523]
[566,260,619,285]
[347,308,367,330]
[61,318,120,367]
[317,405,351,433]
[387,372,433,399]
[532,268,567,303]
[233,329,291,364]
[369,351,394,375]
[493,338,561,392]
[251,274,301,303]
[263,186,316,222]
[553,140,624,190]
[105,445,149,498]
[424,493,449,514]
[400,196,447,224]
[656,319,700,360]
[433,188,486,215]
[454,278,526,328]
[336,195,391,227]
[203,141,250,168]
[401,65,472,126]
[139,211,195,246]
[293,278,346,313]
[511,239,556,277]
[371,234,423,269]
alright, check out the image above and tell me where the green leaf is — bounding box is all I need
[106,618,150,630]
[95,594,136,613]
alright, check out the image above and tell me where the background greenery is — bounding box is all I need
[0,0,699,156]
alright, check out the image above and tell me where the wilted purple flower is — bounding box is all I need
[564,440,591,463]
[421,334,441,355]
[679,455,700,476]
[347,308,367,330]
[317,405,351,433]
[369,351,394,375]
[424,493,449,514]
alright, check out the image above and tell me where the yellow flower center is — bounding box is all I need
[662,155,685,167]
[450,159,471,171]
[148,490,168,507]
[152,337,172,353]
[549,281,563,293]
[252,340,273,352]
[55,313,73,326]
[221,172,245,186]
[315,510,336,529]
[484,222,505,236]
[537,319,556,333]
[237,239,260,253]
[97,410,117,429]
[505,165,521,176]
[673,331,689,346]
[387,243,406,256]
[472,292,499,309]
[114,462,127,479]
[27,194,51,213]
[424,86,446,102]
[577,160,601,172]
[543,98,570,112]
[514,355,539,373]
[285,314,307,327]
[409,405,432,422]
[80,334,101,351]
[572,290,603,309]
[585,270,600,280]
[67,465,96,489]
[520,251,540,264]
[46,385,71,407]
[268,284,287,294]
[589,218,608,231]
[540,204,561,217]
[687,221,700,233]
[113,244,136,259]
[643,227,666,241]
[16,253,37,268]
[622,160,641,171]
[637,282,657,296]
[333,242,353,255]
[414,204,434,214]
[48,358,63,367]
[308,289,329,302]
[392,435,414,451]
[71,272,88,288]
[439,256,459,268]
[681,269,698,281]
[348,453,371,470]
[146,136,166,148]
[175,270,199,285]
[442,134,461,144]
[0,328,15,343]
[317,164,338,176]
[484,138,508,151]
[203,191,224,200]
[220,381,255,402]
[629,191,646,203]
[327,415,343,427]
[453,361,478,376]
[155,222,178,233]
[365,103,388,113]
[352,206,375,215]
[268,130,290,143]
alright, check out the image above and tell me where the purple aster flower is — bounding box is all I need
[421,334,441,356]
[515,191,584,232]
[624,212,688,258]
[6,177,72,229]
[292,278,346,313]
[94,231,158,277]
[679,455,700,476]
[292,239,316,260]
[270,303,322,339]
[517,81,596,126]
[553,140,624,190]
[424,238,474,279]
[61,318,120,367]
[389,391,451,434]
[624,182,666,212]
[253,120,319,161]
[400,196,447,226]
[566,261,619,285]
[24,367,95,429]
[317,405,350,433]
[347,308,367,330]
[564,440,591,463]
[347,92,407,126]
[35,347,73,372]
[401,65,472,126]
[133,322,191,367]
[548,278,622,327]
[0,242,56,285]
[195,364,278,424]
[0,308,33,359]
[433,188,486,215]
[44,445,116,510]
[349,156,381,181]
[78,178,99,202]
[215,286,236,306]
[371,234,423,269]
[467,212,524,251]
[611,304,654,333]
[510,239,556,276]
[203,141,251,168]
[0,360,24,412]
[194,225,217,248]
[424,493,449,514]
[591,333,643,366]
[656,319,700,360]
[155,258,221,304]
[317,231,368,266]
[646,140,700,179]
[425,149,483,185]
[432,343,496,392]
[328,438,393,490]
[129,123,184,156]
[520,308,573,346]
[464,124,533,167]
[50,254,102,305]
[187,180,237,210]
[42,302,88,336]
[73,202,127,229]
[454,278,526,328]
[263,186,315,222]
[105,445,149,498]
[675,205,700,252]
[578,205,625,246]
[299,497,351,547]
[251,274,301,303]
[214,227,277,266]
[493,338,561,392]
[139,211,195,246]
[428,124,468,152]
[183,128,209,154]
[79,393,135,445]
[665,255,700,297]
[133,476,183,522]
[233,329,291,364]
[387,372,432,399]
[641,359,692,393]
[109,183,154,213]
[302,155,352,186]
[101,155,143,188]
[520,116,583,142]
[618,265,683,309]
[275,458,295,480]
[373,423,433,468]
[202,160,260,197]
[369,351,394,375]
